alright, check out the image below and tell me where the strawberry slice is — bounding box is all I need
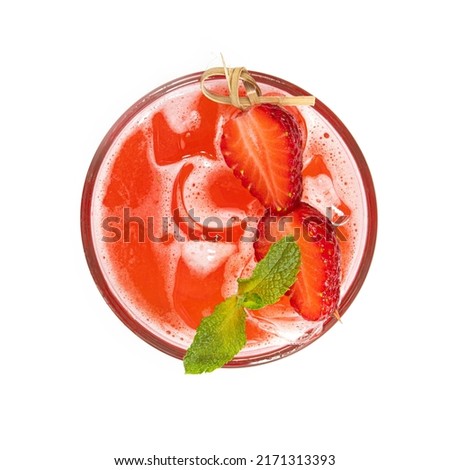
[220,104,304,215]
[254,203,341,321]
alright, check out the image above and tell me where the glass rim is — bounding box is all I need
[81,71,378,368]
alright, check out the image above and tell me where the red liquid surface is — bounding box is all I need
[94,83,363,352]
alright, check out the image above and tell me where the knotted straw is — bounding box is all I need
[200,65,315,110]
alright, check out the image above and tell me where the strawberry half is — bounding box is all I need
[254,202,341,321]
[220,103,304,215]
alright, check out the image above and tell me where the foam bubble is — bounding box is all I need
[247,305,324,346]
[161,93,201,134]
[303,174,346,209]
[181,240,237,277]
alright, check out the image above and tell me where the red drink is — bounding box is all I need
[81,71,377,366]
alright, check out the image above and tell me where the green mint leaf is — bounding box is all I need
[238,235,300,308]
[240,292,264,310]
[184,296,246,374]
[183,236,300,373]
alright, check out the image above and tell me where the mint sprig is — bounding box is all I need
[183,236,300,374]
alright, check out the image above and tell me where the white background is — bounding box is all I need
[1,1,449,469]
